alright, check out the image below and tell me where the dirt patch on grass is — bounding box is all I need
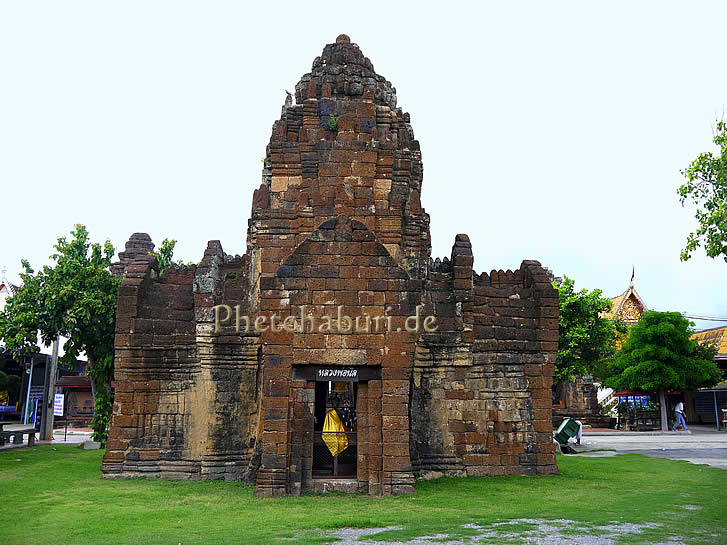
[314,519,671,545]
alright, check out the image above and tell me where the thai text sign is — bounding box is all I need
[316,368,358,382]
[53,394,64,416]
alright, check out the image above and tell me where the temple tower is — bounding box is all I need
[102,36,559,496]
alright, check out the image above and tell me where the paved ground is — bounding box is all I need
[577,424,727,470]
[0,426,92,451]
[323,521,669,545]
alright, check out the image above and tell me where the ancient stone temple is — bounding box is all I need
[101,35,559,496]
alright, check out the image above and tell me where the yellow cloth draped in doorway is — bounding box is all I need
[322,408,349,457]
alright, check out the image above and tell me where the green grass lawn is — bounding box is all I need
[1,445,724,545]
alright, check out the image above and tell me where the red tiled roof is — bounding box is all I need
[55,375,92,389]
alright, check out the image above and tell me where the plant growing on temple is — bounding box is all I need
[328,113,338,133]
[603,311,721,431]
[554,276,621,383]
[678,120,727,262]
[151,237,189,275]
[0,225,120,443]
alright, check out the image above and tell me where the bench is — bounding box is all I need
[0,425,37,447]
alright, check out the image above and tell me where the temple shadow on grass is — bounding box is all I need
[1,446,725,545]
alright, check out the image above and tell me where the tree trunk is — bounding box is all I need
[40,338,59,441]
[659,389,668,431]
[88,353,97,406]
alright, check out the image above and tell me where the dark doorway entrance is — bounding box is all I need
[312,381,357,478]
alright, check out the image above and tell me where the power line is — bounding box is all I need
[651,310,727,323]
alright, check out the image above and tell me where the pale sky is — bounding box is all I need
[1,1,725,331]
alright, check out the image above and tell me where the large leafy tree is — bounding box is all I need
[554,276,620,383]
[604,311,721,430]
[0,225,120,442]
[678,120,727,262]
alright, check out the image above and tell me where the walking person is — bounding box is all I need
[672,400,688,431]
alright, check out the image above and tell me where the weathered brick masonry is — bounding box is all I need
[102,35,558,495]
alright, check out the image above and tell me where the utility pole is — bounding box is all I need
[40,338,59,441]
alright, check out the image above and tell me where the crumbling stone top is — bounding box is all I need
[295,35,397,109]
[111,232,155,278]
[126,232,153,248]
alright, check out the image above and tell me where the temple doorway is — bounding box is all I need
[312,381,357,478]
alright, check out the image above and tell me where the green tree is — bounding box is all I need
[152,238,176,275]
[604,311,721,430]
[0,225,120,443]
[151,238,190,275]
[554,276,620,383]
[678,120,727,262]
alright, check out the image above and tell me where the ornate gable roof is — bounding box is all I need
[603,279,648,325]
[0,280,19,299]
[0,267,19,297]
[692,325,727,359]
